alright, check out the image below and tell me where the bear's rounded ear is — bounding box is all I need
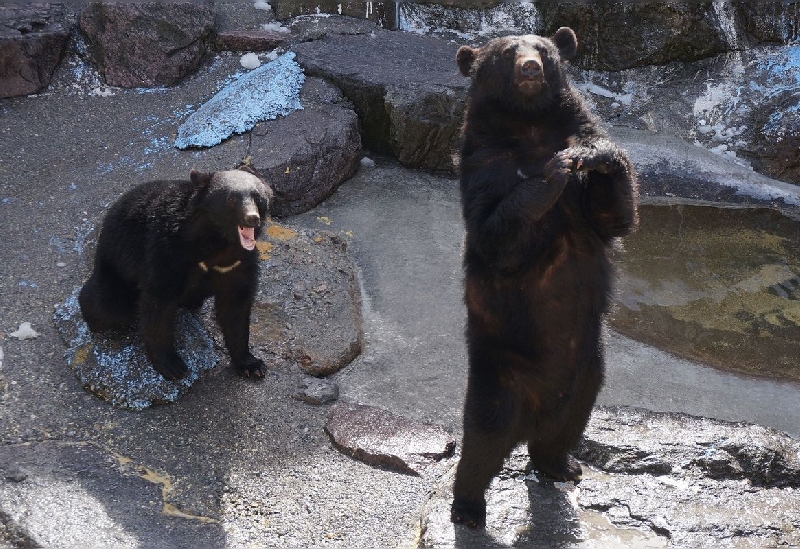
[189,169,212,187]
[552,27,577,60]
[457,46,477,77]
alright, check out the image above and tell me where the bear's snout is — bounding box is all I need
[516,49,543,82]
[520,58,542,79]
[243,212,261,228]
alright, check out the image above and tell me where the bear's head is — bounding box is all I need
[190,169,273,251]
[456,27,577,112]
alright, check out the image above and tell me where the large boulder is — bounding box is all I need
[247,77,362,216]
[292,26,466,173]
[0,4,69,98]
[79,2,214,88]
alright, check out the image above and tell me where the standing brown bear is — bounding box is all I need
[451,28,639,528]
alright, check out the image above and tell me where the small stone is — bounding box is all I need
[5,468,28,482]
[324,403,455,475]
[292,377,339,405]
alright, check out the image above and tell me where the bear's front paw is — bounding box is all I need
[543,150,574,189]
[234,352,267,380]
[152,350,190,381]
[451,497,487,529]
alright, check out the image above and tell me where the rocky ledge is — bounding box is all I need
[419,405,800,548]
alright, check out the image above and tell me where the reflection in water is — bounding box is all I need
[611,204,800,381]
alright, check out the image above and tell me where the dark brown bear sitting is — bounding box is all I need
[451,28,639,528]
[79,169,273,380]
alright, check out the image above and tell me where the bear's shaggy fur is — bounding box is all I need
[451,28,639,528]
[79,169,273,380]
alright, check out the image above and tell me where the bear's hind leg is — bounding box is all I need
[452,365,519,528]
[78,266,137,333]
[138,294,189,381]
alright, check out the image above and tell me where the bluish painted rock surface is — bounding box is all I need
[53,288,220,410]
[174,52,305,149]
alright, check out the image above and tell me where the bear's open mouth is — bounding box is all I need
[238,226,256,250]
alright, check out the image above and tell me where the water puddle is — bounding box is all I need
[611,203,800,382]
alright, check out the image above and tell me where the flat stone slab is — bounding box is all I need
[324,403,455,476]
[247,76,362,216]
[293,26,466,173]
[0,441,224,547]
[421,405,800,547]
[175,52,304,150]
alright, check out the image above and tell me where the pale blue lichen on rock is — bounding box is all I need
[53,289,220,410]
[174,51,305,149]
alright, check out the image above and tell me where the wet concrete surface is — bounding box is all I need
[2,42,800,547]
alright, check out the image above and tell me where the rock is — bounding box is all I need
[324,403,455,476]
[214,29,289,52]
[748,91,800,184]
[250,222,362,377]
[420,405,800,547]
[175,52,305,149]
[0,4,69,98]
[538,3,731,71]
[52,289,221,410]
[738,3,800,44]
[292,25,466,173]
[397,1,541,42]
[272,3,396,28]
[79,2,214,88]
[247,77,362,216]
[292,376,339,405]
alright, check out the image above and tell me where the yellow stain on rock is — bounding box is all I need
[110,451,219,524]
[73,344,93,365]
[265,223,297,241]
[316,216,332,226]
[256,240,273,260]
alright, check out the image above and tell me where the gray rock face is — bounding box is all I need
[79,2,214,88]
[421,406,800,547]
[539,3,732,71]
[213,29,288,52]
[292,27,466,173]
[0,4,68,98]
[272,2,396,28]
[248,77,362,216]
[324,403,456,476]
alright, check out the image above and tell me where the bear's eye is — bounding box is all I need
[502,47,515,60]
[227,195,237,205]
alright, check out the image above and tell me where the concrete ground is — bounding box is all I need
[2,45,800,548]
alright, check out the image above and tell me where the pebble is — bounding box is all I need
[292,377,339,405]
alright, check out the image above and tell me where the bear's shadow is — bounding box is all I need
[53,287,221,410]
[452,471,583,547]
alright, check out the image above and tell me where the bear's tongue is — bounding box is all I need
[238,226,256,251]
